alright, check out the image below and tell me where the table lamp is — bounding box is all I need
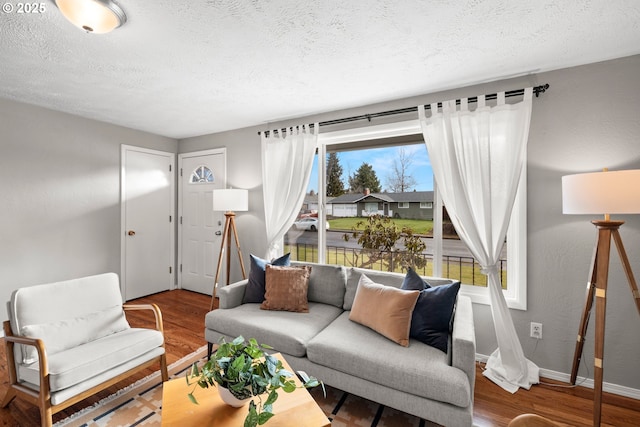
[562,168,640,426]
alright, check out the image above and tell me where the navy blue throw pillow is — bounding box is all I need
[401,267,432,291]
[401,268,460,353]
[243,253,291,303]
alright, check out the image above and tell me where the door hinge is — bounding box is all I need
[180,216,183,225]
[180,168,183,177]
[169,215,172,223]
[169,164,172,172]
[169,266,172,274]
[180,264,182,272]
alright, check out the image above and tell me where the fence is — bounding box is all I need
[286,243,507,289]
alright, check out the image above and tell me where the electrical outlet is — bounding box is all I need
[530,322,543,339]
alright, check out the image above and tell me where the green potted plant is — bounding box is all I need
[186,336,323,427]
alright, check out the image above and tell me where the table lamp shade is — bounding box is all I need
[213,189,248,212]
[562,169,640,215]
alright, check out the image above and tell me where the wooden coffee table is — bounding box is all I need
[161,353,330,426]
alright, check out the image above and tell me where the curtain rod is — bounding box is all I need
[258,84,549,136]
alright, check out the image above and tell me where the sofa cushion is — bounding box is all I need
[349,275,419,347]
[402,277,461,353]
[261,265,311,313]
[18,328,164,392]
[292,261,346,308]
[20,305,130,364]
[205,302,342,357]
[243,253,291,303]
[307,312,471,408]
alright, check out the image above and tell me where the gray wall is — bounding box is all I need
[180,55,640,390]
[0,99,177,320]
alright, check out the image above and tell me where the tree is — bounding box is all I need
[349,163,381,193]
[326,153,345,197]
[342,214,427,271]
[386,147,417,192]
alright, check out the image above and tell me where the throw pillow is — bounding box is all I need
[243,253,291,303]
[407,280,461,353]
[20,305,130,364]
[401,267,432,291]
[261,265,311,312]
[349,274,419,347]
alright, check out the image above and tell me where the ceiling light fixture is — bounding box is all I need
[54,0,126,34]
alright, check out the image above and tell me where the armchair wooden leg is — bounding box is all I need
[40,406,53,427]
[160,354,169,382]
[1,388,16,407]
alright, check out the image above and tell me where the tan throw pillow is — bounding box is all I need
[261,265,312,313]
[349,274,420,347]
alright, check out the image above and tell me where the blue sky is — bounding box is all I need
[307,143,434,193]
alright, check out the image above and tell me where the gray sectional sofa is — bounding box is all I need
[204,261,476,426]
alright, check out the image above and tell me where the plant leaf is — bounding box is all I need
[265,389,278,405]
[258,411,275,425]
[282,380,296,393]
[187,392,199,405]
[244,401,258,427]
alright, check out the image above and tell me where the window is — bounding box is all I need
[313,119,527,310]
[364,202,378,214]
[189,165,214,183]
[398,202,409,209]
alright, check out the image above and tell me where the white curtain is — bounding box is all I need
[261,123,318,260]
[418,88,539,393]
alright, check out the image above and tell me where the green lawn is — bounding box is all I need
[329,217,433,235]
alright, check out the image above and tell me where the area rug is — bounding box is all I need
[54,346,435,427]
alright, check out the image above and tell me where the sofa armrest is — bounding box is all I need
[451,295,476,395]
[123,303,164,334]
[218,279,248,309]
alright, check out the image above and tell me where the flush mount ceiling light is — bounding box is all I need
[54,0,126,34]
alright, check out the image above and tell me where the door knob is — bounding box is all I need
[128,230,136,236]
[215,231,222,236]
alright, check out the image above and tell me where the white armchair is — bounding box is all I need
[1,273,168,427]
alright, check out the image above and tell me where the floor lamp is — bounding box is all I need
[562,169,640,427]
[211,189,248,310]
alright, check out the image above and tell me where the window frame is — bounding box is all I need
[398,202,409,209]
[420,201,433,209]
[316,119,527,310]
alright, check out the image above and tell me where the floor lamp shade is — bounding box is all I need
[213,189,248,212]
[562,169,640,215]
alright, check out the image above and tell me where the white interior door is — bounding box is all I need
[179,149,226,295]
[121,146,175,300]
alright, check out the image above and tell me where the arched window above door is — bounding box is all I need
[190,165,214,183]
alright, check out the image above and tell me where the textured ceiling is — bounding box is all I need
[1,0,639,139]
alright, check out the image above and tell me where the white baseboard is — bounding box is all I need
[475,353,640,400]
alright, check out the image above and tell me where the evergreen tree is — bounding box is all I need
[326,153,345,197]
[349,163,381,193]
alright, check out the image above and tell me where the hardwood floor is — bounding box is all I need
[1,289,639,426]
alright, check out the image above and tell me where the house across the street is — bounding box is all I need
[328,189,434,220]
